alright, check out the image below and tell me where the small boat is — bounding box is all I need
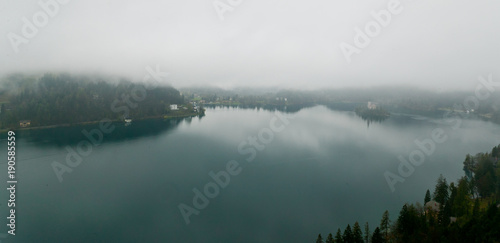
[124,118,132,123]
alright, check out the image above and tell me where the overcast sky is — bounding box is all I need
[1,0,499,90]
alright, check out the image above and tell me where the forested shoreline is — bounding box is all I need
[2,73,500,131]
[181,86,500,124]
[315,145,500,243]
[0,73,190,130]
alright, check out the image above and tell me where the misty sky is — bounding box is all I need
[1,0,499,90]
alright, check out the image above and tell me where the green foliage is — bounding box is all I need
[438,200,451,226]
[453,177,471,217]
[371,227,384,243]
[491,146,498,158]
[335,229,343,243]
[424,189,431,205]
[326,233,334,243]
[433,174,449,205]
[316,144,500,243]
[364,222,370,243]
[460,203,500,242]
[379,210,390,241]
[343,224,353,243]
[396,204,425,242]
[0,73,185,129]
[352,222,363,243]
[463,154,474,179]
[474,156,496,197]
[472,198,480,218]
[316,234,324,243]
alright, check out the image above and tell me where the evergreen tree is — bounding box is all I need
[316,234,324,243]
[371,227,384,243]
[491,146,498,159]
[353,222,363,243]
[396,203,425,242]
[438,200,452,226]
[364,222,370,243]
[343,224,353,243]
[326,233,334,243]
[424,189,431,205]
[379,210,390,242]
[335,228,343,243]
[463,154,474,179]
[311,145,500,243]
[396,204,410,241]
[474,157,496,197]
[453,177,471,217]
[447,182,457,217]
[433,174,449,205]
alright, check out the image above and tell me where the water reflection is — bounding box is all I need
[1,106,499,243]
[204,103,311,114]
[354,106,390,128]
[14,116,202,147]
[364,116,388,128]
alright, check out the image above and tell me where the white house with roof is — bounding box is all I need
[170,104,178,110]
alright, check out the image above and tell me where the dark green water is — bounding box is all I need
[1,106,499,242]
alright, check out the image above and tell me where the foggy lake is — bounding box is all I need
[1,105,498,243]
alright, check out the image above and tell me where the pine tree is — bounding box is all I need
[454,177,471,217]
[438,200,452,225]
[447,182,457,217]
[397,204,409,239]
[475,157,496,197]
[326,233,334,243]
[491,146,498,159]
[371,227,384,243]
[343,224,353,243]
[433,174,449,205]
[424,189,431,205]
[379,210,390,241]
[353,222,363,243]
[463,154,474,179]
[397,204,422,241]
[335,228,343,243]
[316,234,324,243]
[364,222,370,243]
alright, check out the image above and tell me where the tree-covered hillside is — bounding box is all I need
[316,145,500,243]
[0,73,185,129]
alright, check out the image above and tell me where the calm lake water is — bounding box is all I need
[1,106,499,242]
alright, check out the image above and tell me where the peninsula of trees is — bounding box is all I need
[0,73,203,130]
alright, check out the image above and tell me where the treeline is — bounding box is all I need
[0,73,185,128]
[315,145,500,243]
[182,86,500,123]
